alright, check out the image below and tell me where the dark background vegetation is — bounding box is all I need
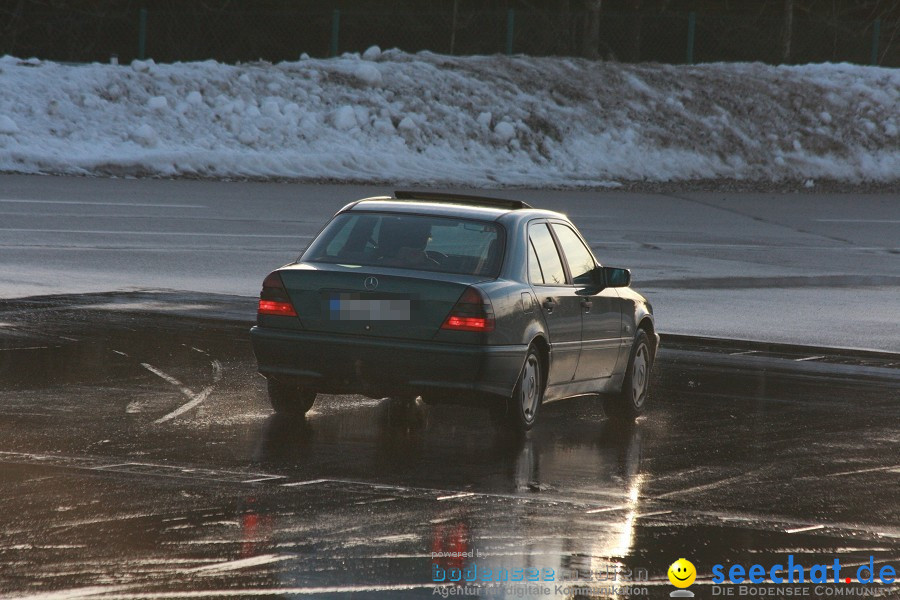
[1,0,897,66]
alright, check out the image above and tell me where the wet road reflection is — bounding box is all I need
[0,297,898,598]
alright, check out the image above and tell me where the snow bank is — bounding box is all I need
[0,52,897,186]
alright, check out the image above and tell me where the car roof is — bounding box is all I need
[343,196,567,223]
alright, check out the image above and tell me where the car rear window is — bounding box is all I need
[302,212,504,277]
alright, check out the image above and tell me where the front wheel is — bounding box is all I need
[605,330,653,421]
[267,379,317,416]
[491,346,544,432]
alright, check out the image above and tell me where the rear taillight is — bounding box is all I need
[441,287,495,332]
[258,272,297,317]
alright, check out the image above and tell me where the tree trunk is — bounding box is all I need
[0,0,26,53]
[583,0,602,59]
[627,0,642,62]
[782,0,794,63]
[449,0,459,55]
[560,0,572,55]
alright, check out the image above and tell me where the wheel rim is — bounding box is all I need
[520,354,540,422]
[631,343,649,408]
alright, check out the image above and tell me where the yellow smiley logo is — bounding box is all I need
[668,558,697,588]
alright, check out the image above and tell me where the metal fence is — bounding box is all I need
[1,4,896,67]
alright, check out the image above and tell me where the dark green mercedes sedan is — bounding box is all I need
[251,191,659,431]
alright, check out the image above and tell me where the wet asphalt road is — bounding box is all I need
[0,297,898,599]
[2,174,898,350]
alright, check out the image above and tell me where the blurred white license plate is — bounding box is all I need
[329,294,411,321]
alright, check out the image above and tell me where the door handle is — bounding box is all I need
[581,298,593,312]
[542,298,557,312]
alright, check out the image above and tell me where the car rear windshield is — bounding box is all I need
[302,212,504,277]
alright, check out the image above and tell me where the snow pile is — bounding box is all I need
[0,51,897,185]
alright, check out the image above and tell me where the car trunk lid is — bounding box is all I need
[278,263,488,341]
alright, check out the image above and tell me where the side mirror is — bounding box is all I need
[580,266,631,294]
[604,266,631,288]
[587,266,630,289]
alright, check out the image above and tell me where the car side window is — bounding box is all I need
[529,224,566,285]
[528,239,544,284]
[552,223,596,285]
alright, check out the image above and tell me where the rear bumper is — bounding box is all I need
[250,326,527,401]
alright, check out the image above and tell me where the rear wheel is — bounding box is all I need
[267,379,317,416]
[605,330,653,421]
[491,346,543,432]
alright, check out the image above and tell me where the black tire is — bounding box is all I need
[605,330,653,421]
[491,345,544,432]
[267,379,317,416]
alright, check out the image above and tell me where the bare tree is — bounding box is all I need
[559,0,573,55]
[782,0,794,62]
[583,0,602,58]
[449,0,459,55]
[626,0,643,61]
[0,0,26,55]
